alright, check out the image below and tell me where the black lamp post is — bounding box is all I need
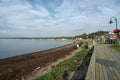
[109,17,120,46]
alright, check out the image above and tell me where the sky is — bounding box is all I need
[0,0,120,37]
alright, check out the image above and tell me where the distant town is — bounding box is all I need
[1,30,119,45]
[0,30,108,40]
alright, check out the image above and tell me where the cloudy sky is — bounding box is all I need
[0,0,120,37]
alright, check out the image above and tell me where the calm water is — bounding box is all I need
[0,39,72,59]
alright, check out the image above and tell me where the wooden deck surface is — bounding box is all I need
[85,44,120,80]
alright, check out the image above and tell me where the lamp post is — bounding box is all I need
[109,17,118,29]
[109,17,120,46]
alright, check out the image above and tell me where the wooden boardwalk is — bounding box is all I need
[85,44,120,80]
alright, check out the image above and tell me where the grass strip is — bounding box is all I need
[34,48,88,80]
[110,45,120,52]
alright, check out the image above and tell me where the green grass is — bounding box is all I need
[34,48,88,80]
[110,45,120,52]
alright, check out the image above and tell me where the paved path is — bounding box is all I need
[86,44,120,80]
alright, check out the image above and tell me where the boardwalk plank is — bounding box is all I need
[85,44,120,80]
[100,45,119,80]
[105,47,120,80]
[102,47,116,80]
[95,57,100,80]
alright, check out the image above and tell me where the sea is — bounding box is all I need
[0,39,73,59]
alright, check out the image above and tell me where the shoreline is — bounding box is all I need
[0,39,73,59]
[0,42,73,60]
[26,44,83,80]
[0,42,83,80]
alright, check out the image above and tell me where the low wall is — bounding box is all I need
[85,46,96,80]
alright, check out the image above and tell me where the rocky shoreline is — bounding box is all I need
[0,42,83,80]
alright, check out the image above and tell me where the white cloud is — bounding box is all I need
[0,0,120,37]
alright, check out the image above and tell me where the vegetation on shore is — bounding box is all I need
[34,47,88,80]
[75,30,108,39]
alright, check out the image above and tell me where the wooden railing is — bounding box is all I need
[85,46,96,80]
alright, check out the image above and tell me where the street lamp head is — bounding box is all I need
[109,20,113,24]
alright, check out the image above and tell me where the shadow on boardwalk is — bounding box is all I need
[96,58,119,70]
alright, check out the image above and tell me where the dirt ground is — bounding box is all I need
[0,42,83,80]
